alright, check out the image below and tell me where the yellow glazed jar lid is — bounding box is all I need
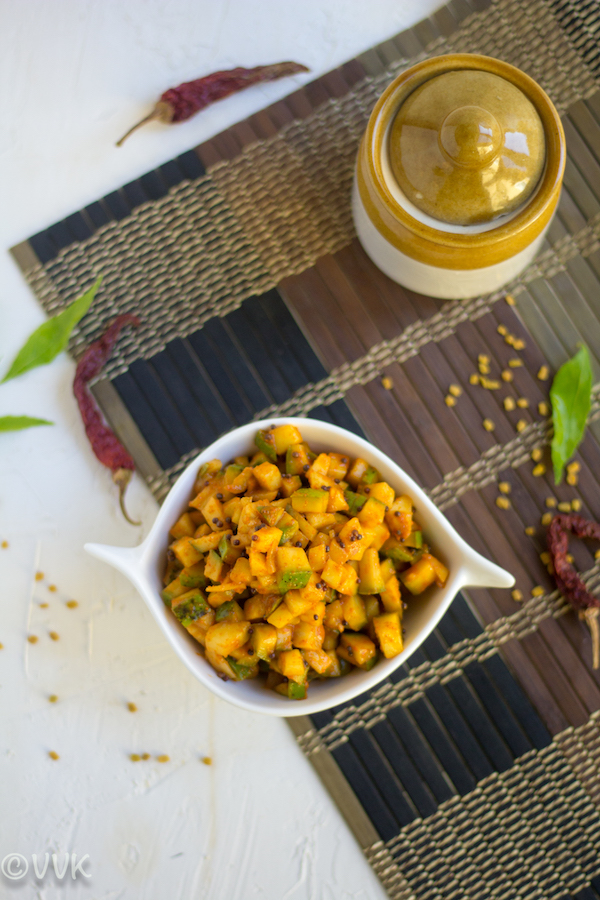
[389,69,546,226]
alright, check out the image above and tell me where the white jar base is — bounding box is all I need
[352,179,548,300]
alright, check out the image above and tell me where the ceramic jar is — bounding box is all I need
[353,53,565,299]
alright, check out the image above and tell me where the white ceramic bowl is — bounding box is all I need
[85,417,514,717]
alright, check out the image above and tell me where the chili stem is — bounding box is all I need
[116,108,164,147]
[581,607,600,669]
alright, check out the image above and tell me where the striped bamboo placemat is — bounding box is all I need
[10,0,600,896]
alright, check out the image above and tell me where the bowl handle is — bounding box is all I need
[461,548,515,589]
[84,542,143,582]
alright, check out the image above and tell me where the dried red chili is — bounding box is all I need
[73,314,140,524]
[547,513,600,667]
[116,61,309,146]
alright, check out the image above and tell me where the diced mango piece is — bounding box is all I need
[250,526,283,553]
[357,497,386,528]
[171,537,202,569]
[255,429,277,462]
[272,424,303,455]
[278,649,307,683]
[368,482,395,507]
[205,621,250,657]
[267,603,298,629]
[204,549,226,583]
[244,593,280,621]
[191,530,226,554]
[291,488,329,514]
[327,485,349,514]
[171,589,209,625]
[380,575,403,612]
[299,601,325,626]
[308,544,328,572]
[228,556,251,585]
[292,621,325,651]
[161,577,188,606]
[303,648,334,675]
[373,612,403,658]
[327,453,350,481]
[251,623,278,660]
[275,624,293,651]
[323,599,345,632]
[400,555,436,595]
[341,594,367,631]
[253,462,282,492]
[358,549,386,595]
[337,632,377,669]
[169,512,196,540]
[386,495,413,541]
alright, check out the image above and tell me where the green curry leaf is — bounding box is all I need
[550,345,593,484]
[0,415,53,431]
[1,276,102,383]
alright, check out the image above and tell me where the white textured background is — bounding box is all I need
[0,1,444,897]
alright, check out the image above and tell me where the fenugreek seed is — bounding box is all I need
[498,482,511,494]
[27,635,38,644]
[516,397,529,408]
[531,448,543,462]
[141,753,150,760]
[127,702,137,713]
[525,526,536,536]
[557,501,572,513]
[571,499,582,512]
[513,339,526,351]
[1,540,8,549]
[566,473,578,486]
[540,551,551,565]
[505,334,516,346]
[381,376,393,390]
[508,358,523,367]
[480,378,501,390]
[49,631,59,641]
[48,751,60,760]
[505,294,516,306]
[66,600,78,609]
[496,496,511,509]
[567,461,581,473]
[479,362,490,375]
[497,324,508,336]
[511,589,523,602]
[566,553,574,564]
[546,497,557,508]
[483,418,495,432]
[503,397,517,413]
[532,464,546,477]
[0,643,3,650]
[478,354,490,365]
[531,586,544,597]
[48,694,58,703]
[537,365,550,381]
[448,384,462,397]
[595,549,600,561]
[541,512,553,526]
[501,369,513,382]
[445,395,456,407]
[201,756,212,765]
[469,373,479,385]
[35,572,44,581]
[157,754,170,763]
[130,754,141,762]
[516,419,527,432]
[39,602,49,609]
[48,585,57,593]
[538,401,549,416]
